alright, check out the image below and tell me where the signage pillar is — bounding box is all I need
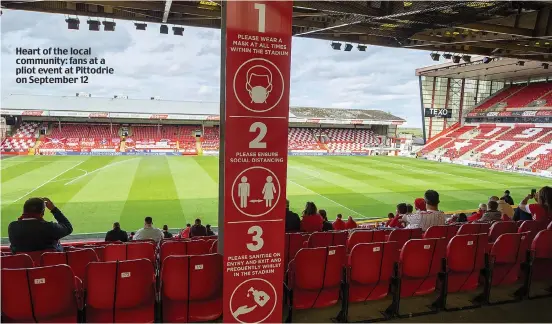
[221,1,292,323]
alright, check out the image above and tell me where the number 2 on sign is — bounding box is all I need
[246,225,264,251]
[254,3,266,33]
[249,122,267,149]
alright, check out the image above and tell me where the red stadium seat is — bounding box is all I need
[423,225,459,243]
[346,230,386,252]
[160,241,188,265]
[286,245,346,321]
[186,240,213,256]
[347,242,399,302]
[284,233,308,269]
[1,254,34,269]
[548,221,552,230]
[306,231,348,248]
[84,259,156,323]
[41,249,99,280]
[16,249,55,266]
[386,228,422,250]
[489,232,529,287]
[209,240,218,253]
[445,234,487,293]
[104,242,155,263]
[488,221,518,243]
[84,245,105,262]
[160,254,223,322]
[1,265,79,322]
[103,244,127,261]
[519,220,547,245]
[457,223,490,235]
[528,230,552,288]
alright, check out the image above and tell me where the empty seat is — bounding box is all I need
[347,242,399,302]
[284,233,308,269]
[457,223,491,235]
[387,228,423,251]
[306,231,347,248]
[84,259,156,322]
[104,242,156,263]
[1,254,34,269]
[489,233,529,286]
[160,254,223,322]
[488,221,518,243]
[16,249,56,266]
[286,246,346,311]
[41,249,99,280]
[346,230,386,252]
[398,238,447,297]
[423,225,447,239]
[160,241,188,265]
[519,220,547,244]
[446,234,487,293]
[529,230,552,282]
[186,240,213,256]
[2,264,79,322]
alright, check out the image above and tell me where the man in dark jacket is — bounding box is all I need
[501,190,515,206]
[319,209,333,231]
[206,225,215,236]
[105,222,128,242]
[162,225,173,239]
[190,218,207,238]
[285,199,301,232]
[8,197,73,253]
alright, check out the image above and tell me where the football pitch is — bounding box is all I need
[1,155,548,237]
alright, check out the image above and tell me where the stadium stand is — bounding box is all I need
[201,126,220,152]
[0,121,39,154]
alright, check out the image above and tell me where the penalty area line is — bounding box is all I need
[64,158,140,185]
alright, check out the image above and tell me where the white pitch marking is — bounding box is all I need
[288,179,366,218]
[64,158,140,185]
[11,160,85,203]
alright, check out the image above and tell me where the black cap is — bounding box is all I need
[505,190,510,194]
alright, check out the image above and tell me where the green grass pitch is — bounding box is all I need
[1,155,548,237]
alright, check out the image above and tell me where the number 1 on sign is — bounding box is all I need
[254,3,266,33]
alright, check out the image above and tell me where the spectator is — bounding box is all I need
[518,186,552,224]
[385,212,395,226]
[206,224,215,236]
[319,210,333,231]
[181,224,191,238]
[448,213,468,224]
[162,225,173,239]
[388,203,407,228]
[300,202,323,233]
[479,200,502,222]
[403,190,445,231]
[333,213,345,230]
[345,216,357,229]
[8,197,73,253]
[105,222,128,242]
[129,232,135,241]
[134,216,164,242]
[190,218,208,238]
[489,195,514,219]
[468,203,487,222]
[406,204,414,214]
[501,190,514,206]
[414,198,426,211]
[285,199,301,232]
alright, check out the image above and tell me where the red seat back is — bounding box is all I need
[1,254,34,269]
[519,220,546,244]
[160,254,223,322]
[127,242,156,263]
[209,240,218,253]
[488,221,518,242]
[16,250,55,266]
[84,259,155,323]
[186,240,213,256]
[348,242,398,302]
[490,232,529,286]
[41,252,67,267]
[160,241,188,264]
[284,233,307,269]
[387,228,423,250]
[68,249,99,280]
[423,226,448,239]
[287,246,346,309]
[446,234,487,292]
[530,229,552,281]
[103,244,127,261]
[2,265,78,322]
[347,230,386,252]
[458,223,490,235]
[399,238,446,297]
[307,232,333,248]
[548,221,552,230]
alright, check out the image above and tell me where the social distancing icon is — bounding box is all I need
[232,167,281,217]
[230,278,277,323]
[233,58,284,113]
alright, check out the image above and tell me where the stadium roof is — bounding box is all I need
[415,56,552,81]
[1,94,404,122]
[3,1,552,62]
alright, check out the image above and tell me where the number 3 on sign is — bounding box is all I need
[254,3,266,33]
[246,225,264,251]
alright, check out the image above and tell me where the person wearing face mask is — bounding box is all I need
[246,65,273,104]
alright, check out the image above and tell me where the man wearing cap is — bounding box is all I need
[501,190,514,206]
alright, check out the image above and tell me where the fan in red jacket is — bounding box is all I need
[345,216,357,229]
[300,202,323,233]
[332,213,346,230]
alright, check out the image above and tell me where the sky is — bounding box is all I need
[1,9,435,128]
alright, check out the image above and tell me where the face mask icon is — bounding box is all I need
[246,65,273,104]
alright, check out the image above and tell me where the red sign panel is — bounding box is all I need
[223,1,292,323]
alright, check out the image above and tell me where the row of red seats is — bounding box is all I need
[285,229,552,322]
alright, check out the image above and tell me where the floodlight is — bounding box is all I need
[344,43,353,51]
[443,53,452,59]
[135,23,147,30]
[543,63,549,70]
[462,55,471,63]
[482,57,491,64]
[103,21,116,31]
[331,42,341,50]
[430,52,440,61]
[357,44,367,52]
[160,24,169,34]
[87,20,100,31]
[66,18,80,30]
[452,55,461,63]
[172,26,184,36]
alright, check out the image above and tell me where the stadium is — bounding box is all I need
[1,1,552,323]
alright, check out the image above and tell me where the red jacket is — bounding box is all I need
[180,227,190,238]
[332,218,345,230]
[345,219,357,229]
[468,211,483,222]
[301,214,323,233]
[387,215,404,228]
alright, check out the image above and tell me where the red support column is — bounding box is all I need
[222,2,292,323]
